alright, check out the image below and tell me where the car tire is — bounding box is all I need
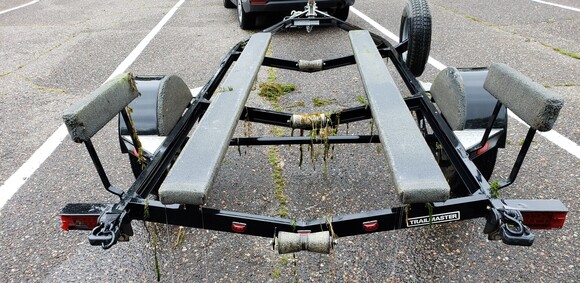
[224,0,236,8]
[399,0,431,77]
[237,0,255,30]
[333,6,350,21]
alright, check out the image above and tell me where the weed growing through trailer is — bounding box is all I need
[294,113,338,174]
[173,226,186,249]
[357,95,368,108]
[318,119,338,175]
[243,109,252,137]
[143,199,162,281]
[490,180,501,199]
[126,106,146,169]
[149,224,161,281]
[269,127,290,218]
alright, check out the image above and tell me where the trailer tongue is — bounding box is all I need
[60,0,567,253]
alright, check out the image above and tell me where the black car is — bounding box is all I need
[224,0,355,29]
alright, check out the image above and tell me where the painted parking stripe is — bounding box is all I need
[0,0,39,15]
[351,7,580,159]
[532,0,580,12]
[0,0,186,210]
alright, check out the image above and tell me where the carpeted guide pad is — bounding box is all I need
[63,73,140,143]
[350,30,450,204]
[484,63,563,132]
[159,33,272,205]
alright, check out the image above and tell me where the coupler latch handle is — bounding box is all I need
[88,211,129,249]
[484,208,535,246]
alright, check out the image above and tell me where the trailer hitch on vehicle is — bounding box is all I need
[60,0,567,254]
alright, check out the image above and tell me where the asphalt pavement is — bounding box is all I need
[0,0,578,282]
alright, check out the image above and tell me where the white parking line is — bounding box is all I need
[532,0,580,12]
[0,0,186,210]
[0,0,39,15]
[351,7,580,159]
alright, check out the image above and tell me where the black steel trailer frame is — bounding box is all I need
[61,3,567,252]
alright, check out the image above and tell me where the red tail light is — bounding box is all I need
[232,222,247,233]
[61,215,99,231]
[362,220,379,232]
[521,212,567,229]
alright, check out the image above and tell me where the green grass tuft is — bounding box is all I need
[357,95,368,105]
[258,82,296,106]
[312,97,334,107]
[539,42,580,60]
[268,127,290,218]
[554,83,580,87]
[490,180,501,199]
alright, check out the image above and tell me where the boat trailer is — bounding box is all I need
[60,0,567,253]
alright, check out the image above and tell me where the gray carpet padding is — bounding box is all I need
[159,33,272,205]
[350,30,450,204]
[484,63,563,131]
[63,73,140,143]
[157,75,192,136]
[430,67,467,130]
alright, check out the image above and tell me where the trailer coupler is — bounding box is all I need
[484,208,535,246]
[88,211,133,249]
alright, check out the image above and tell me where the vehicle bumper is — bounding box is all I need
[243,0,354,13]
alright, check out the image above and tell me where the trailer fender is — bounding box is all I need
[118,75,192,138]
[431,67,507,133]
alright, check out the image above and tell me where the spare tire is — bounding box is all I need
[399,0,432,77]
